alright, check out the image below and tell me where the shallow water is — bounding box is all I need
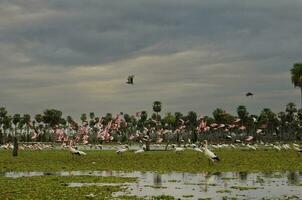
[2,170,302,199]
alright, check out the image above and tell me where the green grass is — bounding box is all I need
[0,149,301,172]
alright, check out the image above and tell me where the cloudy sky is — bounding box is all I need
[0,0,301,118]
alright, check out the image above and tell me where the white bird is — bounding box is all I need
[69,146,87,156]
[171,144,184,153]
[203,140,220,163]
[116,145,129,155]
[134,147,145,154]
[193,146,203,153]
[86,193,96,198]
[272,144,281,151]
[247,144,257,150]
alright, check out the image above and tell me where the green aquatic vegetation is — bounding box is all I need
[183,195,194,198]
[231,185,260,190]
[143,185,168,189]
[0,176,136,200]
[221,177,237,180]
[118,195,175,200]
[216,189,232,193]
[0,149,302,172]
[167,179,178,182]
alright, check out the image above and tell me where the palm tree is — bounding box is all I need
[152,101,162,122]
[12,114,21,156]
[290,63,302,107]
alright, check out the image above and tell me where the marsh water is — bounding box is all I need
[2,170,302,199]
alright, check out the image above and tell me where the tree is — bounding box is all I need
[290,63,302,107]
[42,109,63,128]
[213,108,226,124]
[0,107,8,144]
[285,102,297,122]
[152,101,162,122]
[12,114,21,156]
[80,113,87,123]
[258,108,279,138]
[163,112,175,130]
[186,111,198,142]
[140,111,148,122]
[237,105,249,125]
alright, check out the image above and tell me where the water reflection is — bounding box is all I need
[288,171,300,185]
[153,173,162,186]
[239,171,248,181]
[2,170,302,200]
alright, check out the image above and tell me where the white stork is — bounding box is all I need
[203,140,220,164]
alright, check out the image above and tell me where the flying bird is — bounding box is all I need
[126,75,134,84]
[246,92,253,97]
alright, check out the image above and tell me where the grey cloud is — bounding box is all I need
[0,0,301,117]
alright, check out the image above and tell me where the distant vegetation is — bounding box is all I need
[0,101,301,148]
[0,64,301,155]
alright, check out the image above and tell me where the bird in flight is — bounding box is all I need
[126,75,134,84]
[246,92,253,97]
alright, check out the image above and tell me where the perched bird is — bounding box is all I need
[203,140,220,164]
[246,92,253,97]
[126,75,134,84]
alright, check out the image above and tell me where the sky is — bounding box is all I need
[0,0,301,118]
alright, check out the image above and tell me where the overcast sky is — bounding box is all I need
[0,0,301,118]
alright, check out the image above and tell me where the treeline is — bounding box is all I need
[0,102,302,145]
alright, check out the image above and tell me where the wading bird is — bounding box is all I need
[203,140,220,164]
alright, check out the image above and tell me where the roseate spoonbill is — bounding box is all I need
[203,140,220,164]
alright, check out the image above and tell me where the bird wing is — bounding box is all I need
[205,149,217,159]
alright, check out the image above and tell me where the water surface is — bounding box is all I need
[2,170,302,199]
